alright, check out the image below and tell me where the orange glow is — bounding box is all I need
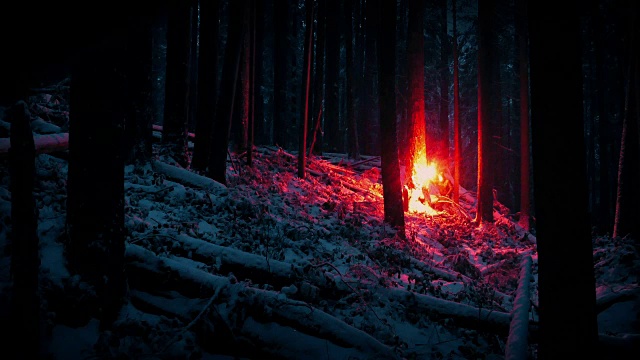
[406,150,442,215]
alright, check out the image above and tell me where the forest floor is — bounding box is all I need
[0,92,639,359]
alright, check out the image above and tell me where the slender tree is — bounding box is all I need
[439,0,450,162]
[345,0,359,159]
[311,0,326,155]
[529,0,599,357]
[232,13,251,153]
[253,0,266,146]
[298,0,314,178]
[404,0,427,184]
[247,0,257,167]
[613,14,639,240]
[452,0,461,204]
[378,0,405,231]
[273,0,289,148]
[192,0,220,171]
[8,102,39,359]
[162,0,192,166]
[516,0,530,230]
[325,0,341,153]
[208,0,246,185]
[363,0,380,156]
[475,0,497,225]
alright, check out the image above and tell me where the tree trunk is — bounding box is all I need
[298,0,314,178]
[325,0,341,153]
[475,0,496,225]
[311,0,326,155]
[7,102,40,359]
[363,0,380,156]
[247,0,256,167]
[452,0,461,204]
[613,16,639,240]
[162,0,192,167]
[405,0,427,183]
[253,0,266,146]
[345,0,359,160]
[67,16,127,329]
[208,0,246,185]
[188,0,199,132]
[529,0,599,357]
[192,0,220,172]
[439,0,450,162]
[377,0,405,232]
[517,0,530,231]
[273,0,289,148]
[232,21,250,153]
[125,12,154,165]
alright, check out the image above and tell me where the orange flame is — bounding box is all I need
[406,152,441,214]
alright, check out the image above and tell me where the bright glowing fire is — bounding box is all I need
[406,153,443,215]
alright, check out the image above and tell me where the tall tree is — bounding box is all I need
[124,11,154,165]
[345,0,359,159]
[188,0,199,131]
[362,0,380,156]
[247,0,257,167]
[232,6,251,153]
[404,0,427,182]
[311,0,326,155]
[475,0,497,225]
[452,0,461,204]
[529,0,599,357]
[439,0,450,162]
[67,12,127,329]
[192,0,220,171]
[273,0,289,148]
[208,0,246,185]
[298,0,314,178]
[253,0,266,146]
[325,0,341,153]
[516,0,530,230]
[378,0,405,231]
[613,12,639,240]
[162,0,192,166]
[8,102,39,359]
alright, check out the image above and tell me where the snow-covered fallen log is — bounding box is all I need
[151,160,227,195]
[0,132,68,156]
[383,287,512,333]
[596,286,640,314]
[505,255,532,360]
[125,244,399,359]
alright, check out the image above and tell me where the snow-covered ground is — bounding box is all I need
[0,100,638,359]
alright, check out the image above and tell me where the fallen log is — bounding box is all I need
[505,255,532,360]
[125,244,399,359]
[152,124,195,139]
[596,286,640,314]
[0,132,68,156]
[151,160,227,195]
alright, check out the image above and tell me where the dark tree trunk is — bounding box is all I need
[232,13,250,153]
[529,0,599,357]
[439,0,450,162]
[253,0,266,146]
[273,0,289,148]
[325,0,341,153]
[8,102,39,359]
[298,0,314,178]
[311,0,326,155]
[188,0,199,132]
[125,12,154,165]
[613,18,639,240]
[377,0,405,232]
[345,0,359,160]
[404,0,426,181]
[517,0,530,231]
[363,0,380,156]
[67,18,127,329]
[208,0,246,185]
[452,0,461,204]
[192,0,220,171]
[354,0,366,156]
[475,0,496,225]
[162,0,192,166]
[247,0,256,167]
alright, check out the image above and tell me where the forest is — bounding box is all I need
[0,0,638,359]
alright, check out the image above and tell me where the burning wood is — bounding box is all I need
[403,154,453,215]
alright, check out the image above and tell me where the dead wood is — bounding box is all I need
[151,160,227,195]
[0,132,68,156]
[125,244,400,359]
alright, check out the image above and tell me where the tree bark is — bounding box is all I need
[192,0,220,172]
[273,0,289,148]
[8,101,40,359]
[439,0,450,162]
[529,0,599,357]
[208,0,246,185]
[345,0,359,160]
[517,0,531,231]
[298,0,314,178]
[325,0,341,153]
[452,0,461,204]
[377,0,405,232]
[162,0,192,167]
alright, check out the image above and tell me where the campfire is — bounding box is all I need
[403,150,450,215]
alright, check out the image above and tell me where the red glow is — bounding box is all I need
[406,149,442,215]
